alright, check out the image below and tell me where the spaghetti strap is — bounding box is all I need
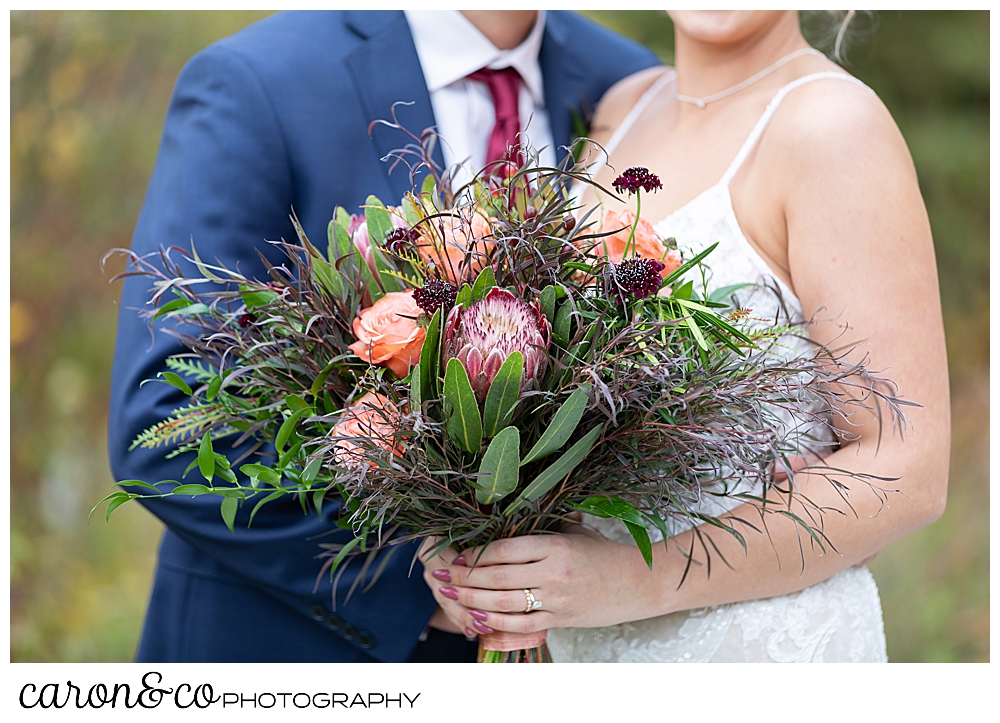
[602,70,675,160]
[719,71,875,187]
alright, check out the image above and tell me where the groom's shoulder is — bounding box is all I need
[182,10,382,86]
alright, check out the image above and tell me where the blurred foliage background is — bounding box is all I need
[10,10,988,662]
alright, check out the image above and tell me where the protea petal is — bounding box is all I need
[482,348,505,381]
[443,287,551,403]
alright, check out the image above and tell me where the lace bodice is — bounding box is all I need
[549,71,887,663]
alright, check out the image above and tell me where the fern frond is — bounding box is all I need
[129,403,228,450]
[380,267,423,288]
[165,357,218,383]
[164,425,242,459]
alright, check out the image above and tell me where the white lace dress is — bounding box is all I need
[548,71,888,663]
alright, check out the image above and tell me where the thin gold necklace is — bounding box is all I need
[676,47,826,109]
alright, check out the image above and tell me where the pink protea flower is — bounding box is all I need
[443,288,551,402]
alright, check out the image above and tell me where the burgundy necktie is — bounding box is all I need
[467,66,524,172]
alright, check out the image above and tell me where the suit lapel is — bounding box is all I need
[343,11,443,200]
[539,15,591,163]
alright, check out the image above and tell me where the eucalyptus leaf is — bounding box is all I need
[520,385,591,465]
[553,302,573,347]
[364,195,394,245]
[538,285,556,322]
[444,358,483,453]
[475,427,520,505]
[455,283,473,309]
[481,352,522,437]
[419,309,442,404]
[471,267,497,301]
[504,425,603,515]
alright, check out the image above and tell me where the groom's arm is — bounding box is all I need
[108,44,438,662]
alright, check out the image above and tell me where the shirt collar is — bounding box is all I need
[404,10,547,106]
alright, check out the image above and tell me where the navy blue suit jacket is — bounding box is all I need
[108,10,660,663]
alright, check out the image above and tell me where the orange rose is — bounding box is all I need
[349,290,425,378]
[596,209,675,275]
[332,392,400,468]
[417,209,493,284]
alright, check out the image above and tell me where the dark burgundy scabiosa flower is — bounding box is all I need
[606,257,666,304]
[237,312,258,328]
[413,278,458,315]
[382,226,421,255]
[612,167,663,195]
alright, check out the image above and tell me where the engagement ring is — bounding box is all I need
[523,589,542,613]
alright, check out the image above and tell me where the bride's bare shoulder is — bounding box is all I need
[769,75,913,178]
[588,66,675,145]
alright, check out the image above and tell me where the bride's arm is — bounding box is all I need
[428,80,950,634]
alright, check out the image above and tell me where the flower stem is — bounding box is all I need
[624,192,642,258]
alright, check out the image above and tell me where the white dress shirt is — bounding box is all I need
[404,10,556,187]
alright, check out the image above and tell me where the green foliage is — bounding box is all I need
[443,358,483,453]
[481,352,523,438]
[520,386,591,465]
[474,427,521,505]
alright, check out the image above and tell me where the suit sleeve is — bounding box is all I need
[107,46,438,662]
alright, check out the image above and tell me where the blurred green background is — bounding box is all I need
[10,10,988,662]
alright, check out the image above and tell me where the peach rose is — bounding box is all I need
[332,392,400,468]
[417,209,493,284]
[596,209,680,278]
[348,290,425,378]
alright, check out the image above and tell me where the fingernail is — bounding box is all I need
[472,620,494,634]
[439,586,459,600]
[453,555,466,566]
[465,627,477,638]
[431,569,451,582]
[469,610,488,621]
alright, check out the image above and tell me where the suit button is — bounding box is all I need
[309,604,327,622]
[358,632,375,649]
[341,624,358,641]
[325,613,342,633]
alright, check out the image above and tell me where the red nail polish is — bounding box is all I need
[472,620,494,634]
[431,569,451,582]
[469,610,488,621]
[453,555,466,566]
[439,586,459,600]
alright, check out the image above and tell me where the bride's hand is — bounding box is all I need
[418,537,479,638]
[431,527,654,635]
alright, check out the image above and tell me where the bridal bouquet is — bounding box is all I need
[100,138,906,662]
